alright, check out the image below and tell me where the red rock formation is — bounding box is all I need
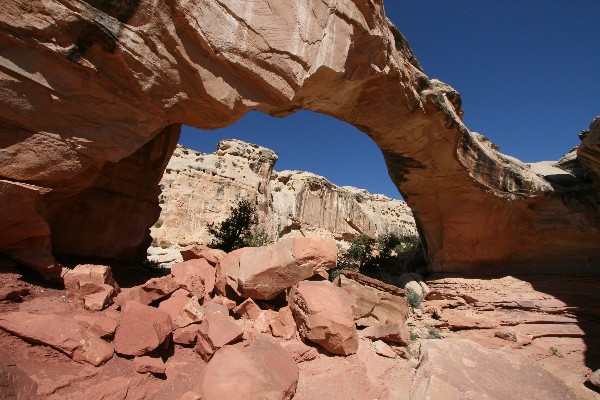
[0,0,598,278]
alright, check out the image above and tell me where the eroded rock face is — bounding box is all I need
[0,0,598,276]
[152,142,418,247]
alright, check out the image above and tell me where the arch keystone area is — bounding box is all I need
[0,0,598,280]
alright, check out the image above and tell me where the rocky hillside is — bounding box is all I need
[151,140,417,248]
[1,240,597,399]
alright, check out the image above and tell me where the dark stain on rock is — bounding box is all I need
[66,0,141,61]
[383,151,426,185]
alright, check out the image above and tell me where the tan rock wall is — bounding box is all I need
[152,141,417,247]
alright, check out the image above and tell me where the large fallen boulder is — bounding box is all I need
[180,245,227,265]
[219,237,337,300]
[114,301,173,356]
[412,339,580,400]
[0,312,113,366]
[199,336,299,400]
[63,264,119,311]
[171,258,215,298]
[114,275,180,306]
[290,280,358,355]
[194,312,243,361]
[334,272,408,327]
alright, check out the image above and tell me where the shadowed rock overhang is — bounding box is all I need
[0,0,598,280]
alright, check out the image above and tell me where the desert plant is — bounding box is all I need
[348,234,377,269]
[328,252,359,281]
[247,227,271,247]
[426,325,443,339]
[207,199,258,252]
[549,346,564,358]
[406,286,423,308]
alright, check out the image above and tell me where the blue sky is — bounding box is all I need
[180,1,599,200]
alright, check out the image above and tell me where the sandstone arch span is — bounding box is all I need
[0,0,598,280]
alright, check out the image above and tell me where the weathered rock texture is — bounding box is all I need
[0,1,598,276]
[152,142,417,247]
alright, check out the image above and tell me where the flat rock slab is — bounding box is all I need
[413,339,580,400]
[0,312,113,366]
[199,336,299,400]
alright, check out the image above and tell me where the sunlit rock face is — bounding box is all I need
[0,0,598,278]
[151,141,417,247]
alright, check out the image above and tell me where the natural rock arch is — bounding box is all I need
[1,0,598,280]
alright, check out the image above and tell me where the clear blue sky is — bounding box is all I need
[180,1,599,200]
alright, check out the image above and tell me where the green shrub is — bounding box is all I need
[406,287,422,308]
[207,199,259,252]
[247,227,271,247]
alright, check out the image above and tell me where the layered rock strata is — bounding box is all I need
[0,0,598,276]
[152,141,417,247]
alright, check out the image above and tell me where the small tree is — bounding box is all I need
[347,234,377,270]
[207,199,258,252]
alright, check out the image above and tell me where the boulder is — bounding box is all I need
[194,312,243,361]
[219,237,337,300]
[173,324,202,345]
[0,312,113,366]
[233,298,262,320]
[290,280,358,355]
[360,323,410,346]
[180,245,227,266]
[372,340,397,358]
[199,336,299,400]
[114,301,173,356]
[282,341,318,363]
[203,299,231,316]
[114,276,180,306]
[171,258,215,298]
[412,339,580,400]
[74,314,118,339]
[133,356,166,375]
[335,273,408,327]
[270,307,296,340]
[158,294,204,328]
[63,264,119,310]
[588,369,600,390]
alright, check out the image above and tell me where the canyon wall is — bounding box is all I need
[0,0,598,278]
[151,141,417,246]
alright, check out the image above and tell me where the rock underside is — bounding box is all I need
[0,0,598,278]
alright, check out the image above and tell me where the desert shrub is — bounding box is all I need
[406,286,422,308]
[328,252,359,281]
[394,235,421,253]
[247,227,272,247]
[154,219,164,228]
[348,234,377,269]
[207,199,259,252]
[426,325,443,339]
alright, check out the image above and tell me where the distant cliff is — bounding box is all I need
[151,140,417,247]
